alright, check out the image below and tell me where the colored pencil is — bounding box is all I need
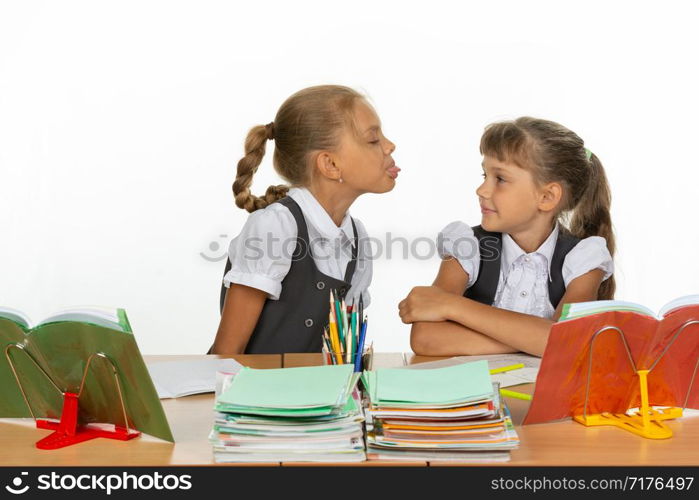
[500,389,532,401]
[350,304,357,360]
[347,300,357,364]
[490,363,525,375]
[333,290,344,347]
[328,310,342,364]
[358,294,363,326]
[340,297,348,344]
[354,316,368,372]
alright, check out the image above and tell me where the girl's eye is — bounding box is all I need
[369,140,380,144]
[497,176,506,183]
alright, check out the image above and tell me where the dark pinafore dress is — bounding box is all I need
[217,196,358,354]
[464,225,580,309]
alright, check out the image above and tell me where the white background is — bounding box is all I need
[2,0,698,354]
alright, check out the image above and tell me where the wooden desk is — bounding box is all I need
[282,352,406,369]
[0,354,281,467]
[406,354,699,466]
[1,353,697,466]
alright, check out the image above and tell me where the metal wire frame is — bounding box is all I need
[580,320,699,418]
[4,344,134,433]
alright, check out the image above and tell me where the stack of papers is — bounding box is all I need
[210,364,365,463]
[362,360,519,462]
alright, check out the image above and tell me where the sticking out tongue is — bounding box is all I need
[387,166,401,179]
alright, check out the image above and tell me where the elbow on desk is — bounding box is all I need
[409,322,429,355]
[410,322,445,356]
[410,321,521,357]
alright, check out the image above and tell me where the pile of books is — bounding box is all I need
[210,364,365,463]
[362,360,519,462]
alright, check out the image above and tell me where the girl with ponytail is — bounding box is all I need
[399,117,614,357]
[211,85,399,354]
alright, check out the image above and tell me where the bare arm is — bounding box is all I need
[444,269,606,356]
[211,284,268,354]
[408,258,515,355]
[410,321,518,356]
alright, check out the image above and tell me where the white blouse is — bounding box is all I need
[224,187,372,307]
[437,221,614,319]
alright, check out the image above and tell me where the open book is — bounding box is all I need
[525,295,699,425]
[0,306,131,332]
[560,295,699,321]
[0,305,173,442]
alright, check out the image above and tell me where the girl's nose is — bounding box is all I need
[384,137,396,155]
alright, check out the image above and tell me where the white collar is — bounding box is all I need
[501,224,559,279]
[288,187,355,246]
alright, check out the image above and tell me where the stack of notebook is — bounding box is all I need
[361,360,519,462]
[210,364,365,463]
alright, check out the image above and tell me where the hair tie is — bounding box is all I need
[584,147,593,161]
[264,122,275,141]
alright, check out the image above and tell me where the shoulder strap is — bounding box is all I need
[220,197,309,314]
[276,196,310,248]
[342,218,359,284]
[464,225,502,305]
[281,196,358,284]
[547,229,581,309]
[220,257,232,314]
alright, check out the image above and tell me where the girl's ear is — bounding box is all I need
[314,151,342,181]
[538,181,563,213]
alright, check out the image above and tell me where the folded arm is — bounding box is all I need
[410,320,518,356]
[406,258,514,355]
[402,258,605,357]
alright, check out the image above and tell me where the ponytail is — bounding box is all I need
[568,153,616,300]
[232,124,289,213]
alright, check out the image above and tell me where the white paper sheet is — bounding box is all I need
[147,358,243,398]
[403,354,541,388]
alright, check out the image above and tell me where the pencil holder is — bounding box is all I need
[322,349,371,372]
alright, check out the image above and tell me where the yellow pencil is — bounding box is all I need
[329,291,338,347]
[500,389,532,401]
[490,363,525,375]
[328,311,343,364]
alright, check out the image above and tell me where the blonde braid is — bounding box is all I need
[232,124,289,213]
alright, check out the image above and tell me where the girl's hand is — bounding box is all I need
[398,286,454,324]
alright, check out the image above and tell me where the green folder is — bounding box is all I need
[364,360,494,406]
[218,364,356,413]
[216,389,361,419]
[0,307,174,442]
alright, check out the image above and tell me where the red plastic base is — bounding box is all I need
[34,392,140,450]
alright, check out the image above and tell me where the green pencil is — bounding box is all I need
[333,289,344,346]
[350,302,357,359]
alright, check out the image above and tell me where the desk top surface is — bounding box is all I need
[1,353,697,466]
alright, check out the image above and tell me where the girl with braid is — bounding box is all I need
[211,85,399,354]
[399,117,614,357]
